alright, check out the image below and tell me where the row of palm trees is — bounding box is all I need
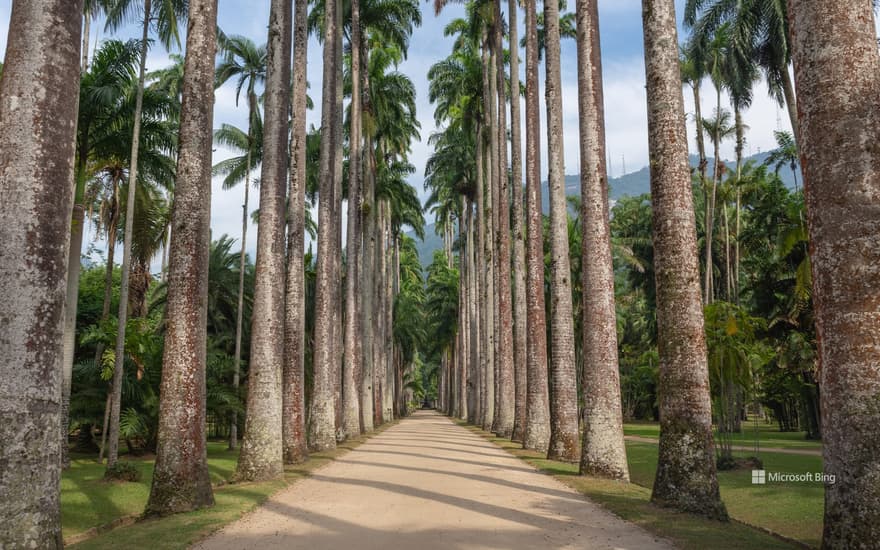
[426,0,880,546]
[1,0,428,545]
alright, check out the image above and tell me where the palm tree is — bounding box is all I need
[641,0,727,520]
[310,0,342,451]
[523,0,551,454]
[61,38,140,469]
[0,2,83,546]
[491,0,515,440]
[214,34,267,450]
[145,0,218,516]
[235,0,292,481]
[508,0,528,444]
[103,0,187,471]
[764,130,799,192]
[544,0,579,463]
[342,0,365,439]
[575,0,629,481]
[684,0,799,136]
[786,2,880,545]
[283,0,311,464]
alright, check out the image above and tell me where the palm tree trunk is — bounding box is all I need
[360,135,376,432]
[780,67,799,139]
[383,208,395,422]
[788,3,880,545]
[641,0,726,520]
[108,0,153,469]
[309,0,341,450]
[145,0,219,515]
[493,2,515,438]
[481,39,496,433]
[282,0,310,466]
[522,0,551,453]
[230,93,256,451]
[332,0,345,435]
[544,0,579,463]
[0,1,82,546]
[575,0,629,481]
[474,119,486,426]
[234,0,292,481]
[467,199,479,423]
[733,106,743,305]
[61,177,86,470]
[61,8,99,469]
[704,91,721,305]
[508,0,528,444]
[341,0,363,440]
[693,82,708,188]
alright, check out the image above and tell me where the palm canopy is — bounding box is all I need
[212,111,264,191]
[684,0,789,105]
[215,33,267,107]
[103,0,189,51]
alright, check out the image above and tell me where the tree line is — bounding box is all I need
[423,0,880,547]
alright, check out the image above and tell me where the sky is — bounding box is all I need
[1,0,862,266]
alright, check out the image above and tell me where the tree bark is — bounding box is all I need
[310,0,341,451]
[522,0,551,453]
[641,0,726,520]
[282,0,310,466]
[341,0,363,439]
[508,0,528,444]
[787,2,880,545]
[575,0,629,481]
[230,91,257,451]
[481,38,496,433]
[107,0,153,469]
[492,1,515,439]
[0,0,82,546]
[146,0,219,515]
[360,134,376,432]
[235,0,292,481]
[544,0,579,463]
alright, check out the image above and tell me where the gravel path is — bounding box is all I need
[194,410,672,550]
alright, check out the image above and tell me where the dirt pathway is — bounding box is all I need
[194,410,671,549]
[624,435,822,457]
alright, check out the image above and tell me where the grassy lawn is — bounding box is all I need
[64,428,392,549]
[624,421,822,451]
[462,423,820,549]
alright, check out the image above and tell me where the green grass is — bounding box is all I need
[64,428,393,548]
[626,441,822,547]
[461,423,818,550]
[624,421,822,451]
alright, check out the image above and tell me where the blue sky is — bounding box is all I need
[0,0,810,263]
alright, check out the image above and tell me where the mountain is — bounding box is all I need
[412,151,800,269]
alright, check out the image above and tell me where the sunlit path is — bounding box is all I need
[194,411,670,550]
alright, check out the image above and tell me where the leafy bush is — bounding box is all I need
[103,461,141,483]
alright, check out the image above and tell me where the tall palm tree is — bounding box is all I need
[283,0,311,465]
[764,130,799,192]
[787,2,880,545]
[523,0,551,453]
[310,0,342,451]
[684,0,798,136]
[508,0,528,445]
[235,0,293,481]
[641,0,726,520]
[491,0,515,440]
[214,34,267,450]
[544,0,579,463]
[61,37,140,469]
[103,0,188,470]
[0,1,83,546]
[342,0,365,439]
[575,0,629,481]
[145,0,218,516]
